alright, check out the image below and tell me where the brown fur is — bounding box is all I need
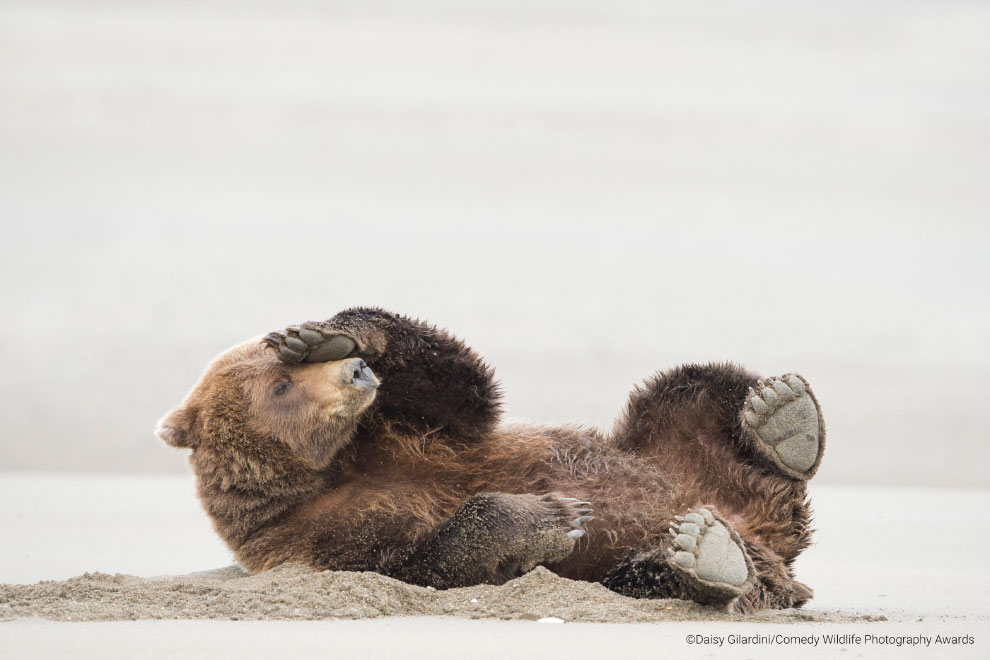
[157,308,819,611]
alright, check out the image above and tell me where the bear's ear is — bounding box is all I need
[155,405,198,449]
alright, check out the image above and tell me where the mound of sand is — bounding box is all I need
[0,564,883,623]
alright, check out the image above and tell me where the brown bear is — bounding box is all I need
[156,307,825,612]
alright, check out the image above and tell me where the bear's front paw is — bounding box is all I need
[263,322,361,364]
[544,494,595,542]
[499,494,593,577]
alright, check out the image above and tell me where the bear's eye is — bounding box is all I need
[273,382,292,396]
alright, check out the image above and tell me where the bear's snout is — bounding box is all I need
[341,357,378,388]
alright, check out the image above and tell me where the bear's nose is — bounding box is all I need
[349,359,374,385]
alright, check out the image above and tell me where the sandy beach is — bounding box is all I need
[2,563,875,624]
[2,476,988,657]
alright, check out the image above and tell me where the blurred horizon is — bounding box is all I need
[1,0,988,486]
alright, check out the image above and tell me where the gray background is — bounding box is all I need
[1,0,987,486]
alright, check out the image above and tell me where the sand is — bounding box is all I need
[2,479,989,658]
[4,476,990,625]
[0,564,884,625]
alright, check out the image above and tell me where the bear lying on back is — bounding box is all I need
[156,308,825,612]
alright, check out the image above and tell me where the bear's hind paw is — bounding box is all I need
[664,507,756,607]
[741,373,825,480]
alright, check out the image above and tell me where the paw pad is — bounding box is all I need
[741,373,823,479]
[666,507,750,588]
[263,323,359,364]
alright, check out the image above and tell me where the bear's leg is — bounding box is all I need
[262,307,501,441]
[601,506,810,611]
[381,492,593,589]
[729,536,814,613]
[611,363,825,564]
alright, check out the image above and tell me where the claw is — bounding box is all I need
[567,529,585,539]
[572,501,591,508]
[675,515,685,522]
[577,508,593,515]
[571,516,594,527]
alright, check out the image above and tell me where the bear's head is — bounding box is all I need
[155,338,379,470]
